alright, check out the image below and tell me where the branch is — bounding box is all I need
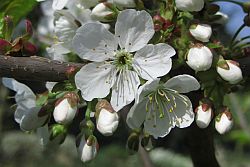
[0,55,84,82]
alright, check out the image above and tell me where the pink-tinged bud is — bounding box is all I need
[66,66,78,78]
[215,109,233,134]
[0,39,11,54]
[76,135,98,163]
[195,102,213,128]
[217,60,243,84]
[26,20,33,37]
[186,44,213,71]
[91,3,115,22]
[53,92,79,124]
[95,100,119,136]
[23,41,38,56]
[189,23,212,42]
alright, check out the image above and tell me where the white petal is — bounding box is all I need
[115,9,154,52]
[14,105,27,124]
[20,107,48,131]
[164,75,200,93]
[173,95,194,128]
[46,82,57,92]
[137,79,160,103]
[144,109,172,139]
[126,98,147,129]
[75,63,115,101]
[133,44,175,80]
[2,78,36,107]
[73,23,118,62]
[110,70,140,111]
[52,0,68,10]
[37,124,50,146]
[46,43,70,61]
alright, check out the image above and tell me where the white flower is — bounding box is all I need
[215,111,233,134]
[53,92,78,124]
[50,0,69,10]
[186,45,213,71]
[76,135,98,163]
[175,0,204,12]
[217,60,243,84]
[189,24,212,42]
[2,78,48,131]
[195,103,213,128]
[95,100,119,136]
[91,3,114,22]
[73,9,176,111]
[126,75,200,138]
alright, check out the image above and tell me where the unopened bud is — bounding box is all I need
[126,132,140,154]
[186,44,213,71]
[175,0,204,12]
[53,92,79,124]
[195,101,213,128]
[95,99,119,136]
[189,23,212,42]
[91,3,117,22]
[76,134,98,163]
[217,60,243,84]
[215,108,233,134]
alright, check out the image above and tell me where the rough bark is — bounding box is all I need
[0,55,84,82]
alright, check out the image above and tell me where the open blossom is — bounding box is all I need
[175,0,204,12]
[126,75,200,138]
[73,9,176,111]
[2,78,48,131]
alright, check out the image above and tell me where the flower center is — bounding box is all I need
[114,51,133,70]
[144,87,189,127]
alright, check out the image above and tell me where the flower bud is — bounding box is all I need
[186,44,213,71]
[76,135,98,163]
[175,0,204,12]
[215,108,233,134]
[53,92,79,124]
[95,100,119,136]
[49,124,67,144]
[126,132,140,154]
[91,3,116,22]
[217,60,243,84]
[189,23,212,42]
[141,135,153,151]
[195,102,213,128]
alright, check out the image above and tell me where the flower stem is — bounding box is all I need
[230,24,245,46]
[85,101,92,120]
[232,36,250,46]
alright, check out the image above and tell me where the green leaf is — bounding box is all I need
[1,0,37,26]
[36,92,49,106]
[207,42,222,49]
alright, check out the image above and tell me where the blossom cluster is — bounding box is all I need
[2,0,249,163]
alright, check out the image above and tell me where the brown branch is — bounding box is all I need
[0,55,84,82]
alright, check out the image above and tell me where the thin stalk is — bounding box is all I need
[85,102,92,120]
[230,24,245,46]
[232,36,250,46]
